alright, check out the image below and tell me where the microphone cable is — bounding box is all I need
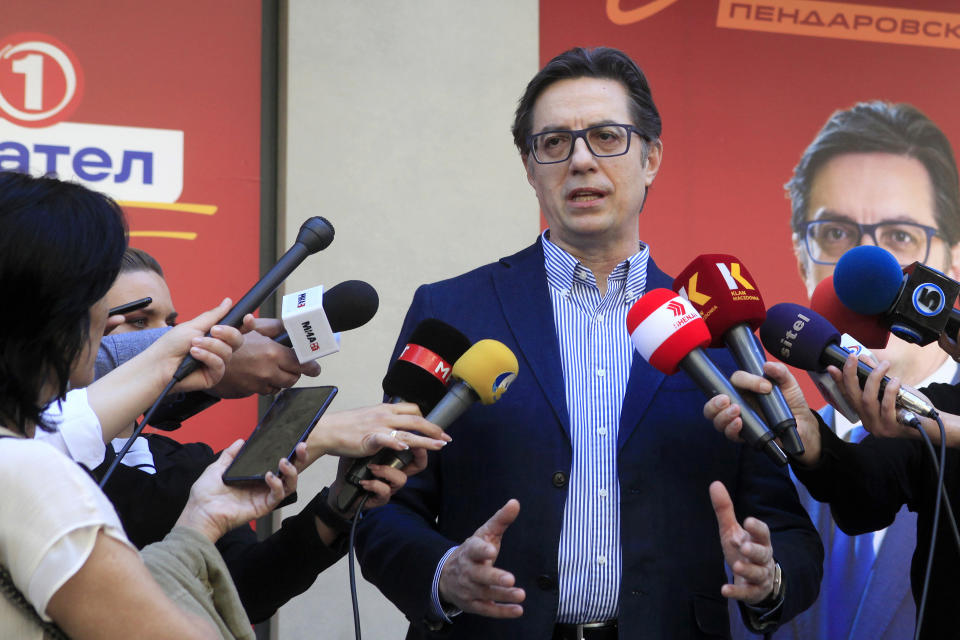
[348,493,371,640]
[909,412,960,640]
[98,377,177,487]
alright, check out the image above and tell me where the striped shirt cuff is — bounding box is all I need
[430,546,462,623]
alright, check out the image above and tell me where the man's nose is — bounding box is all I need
[569,137,597,171]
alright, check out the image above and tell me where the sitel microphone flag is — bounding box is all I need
[760,303,936,419]
[627,289,787,466]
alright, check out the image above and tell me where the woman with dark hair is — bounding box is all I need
[0,172,299,640]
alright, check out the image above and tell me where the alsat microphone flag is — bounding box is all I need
[626,288,712,375]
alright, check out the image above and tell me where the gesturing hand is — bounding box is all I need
[438,499,526,618]
[709,481,777,605]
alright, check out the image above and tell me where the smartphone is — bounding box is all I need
[108,297,152,316]
[222,385,338,484]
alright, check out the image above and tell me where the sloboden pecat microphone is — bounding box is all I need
[759,302,937,419]
[274,279,380,348]
[834,245,960,346]
[674,254,803,456]
[627,288,787,466]
[172,216,335,382]
[336,338,518,512]
[810,275,890,349]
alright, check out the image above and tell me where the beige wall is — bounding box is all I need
[277,2,539,637]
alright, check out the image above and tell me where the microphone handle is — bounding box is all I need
[820,343,937,418]
[947,308,960,344]
[335,383,480,513]
[681,348,787,466]
[172,242,311,381]
[725,325,804,456]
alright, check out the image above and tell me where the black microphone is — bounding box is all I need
[334,319,471,512]
[759,303,937,419]
[335,338,519,513]
[172,216,334,382]
[274,279,379,346]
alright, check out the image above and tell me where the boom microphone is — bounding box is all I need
[336,338,518,512]
[627,288,787,466]
[834,245,960,346]
[759,303,937,419]
[172,216,335,382]
[674,255,803,456]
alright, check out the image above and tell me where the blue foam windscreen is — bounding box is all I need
[759,303,840,371]
[833,245,903,315]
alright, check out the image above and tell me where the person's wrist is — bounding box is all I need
[754,561,784,609]
[311,486,355,537]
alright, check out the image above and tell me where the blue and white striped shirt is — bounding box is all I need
[542,231,649,623]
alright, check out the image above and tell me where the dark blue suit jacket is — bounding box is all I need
[356,240,822,639]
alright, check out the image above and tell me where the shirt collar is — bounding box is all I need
[541,229,650,300]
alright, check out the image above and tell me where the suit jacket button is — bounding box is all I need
[536,574,556,591]
[551,471,568,488]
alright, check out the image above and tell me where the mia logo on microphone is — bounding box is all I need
[297,292,307,308]
[301,320,320,351]
[912,283,945,317]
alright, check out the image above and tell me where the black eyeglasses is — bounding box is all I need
[800,219,943,266]
[526,124,645,164]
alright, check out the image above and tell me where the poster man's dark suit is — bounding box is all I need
[355,239,822,639]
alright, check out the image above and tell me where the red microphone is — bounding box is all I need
[810,276,890,349]
[674,255,803,456]
[627,289,787,466]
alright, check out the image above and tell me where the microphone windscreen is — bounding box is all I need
[834,245,903,315]
[627,288,712,375]
[451,339,519,404]
[673,254,766,347]
[323,280,379,332]
[760,303,840,371]
[382,318,471,414]
[810,276,889,349]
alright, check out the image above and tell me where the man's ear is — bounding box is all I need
[643,139,663,187]
[522,153,536,188]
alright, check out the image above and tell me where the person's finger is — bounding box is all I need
[240,313,257,335]
[728,371,772,394]
[301,361,322,377]
[209,325,244,350]
[709,481,739,535]
[402,447,430,476]
[277,457,299,493]
[474,499,520,542]
[189,298,233,333]
[213,440,245,470]
[367,463,407,490]
[464,600,524,619]
[731,559,768,585]
[704,394,730,421]
[250,317,284,338]
[881,375,901,428]
[104,314,126,335]
[742,517,771,548]
[461,536,498,563]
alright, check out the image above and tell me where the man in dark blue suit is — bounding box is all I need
[356,47,822,639]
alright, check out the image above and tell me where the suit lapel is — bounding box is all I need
[492,240,571,436]
[617,258,670,450]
